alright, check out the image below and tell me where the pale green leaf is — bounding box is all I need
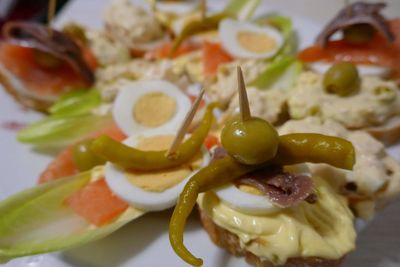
[0,171,143,262]
[225,0,262,20]
[251,56,303,89]
[49,89,101,116]
[17,114,113,147]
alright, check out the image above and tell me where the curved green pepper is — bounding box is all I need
[273,133,355,170]
[170,13,229,56]
[91,103,218,171]
[169,133,355,266]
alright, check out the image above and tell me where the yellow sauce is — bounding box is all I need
[237,31,277,53]
[133,92,177,127]
[127,135,203,192]
[198,176,356,265]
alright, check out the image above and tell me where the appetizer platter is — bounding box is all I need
[0,0,400,267]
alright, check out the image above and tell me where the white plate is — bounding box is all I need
[1,0,400,266]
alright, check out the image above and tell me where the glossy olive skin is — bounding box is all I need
[72,139,106,171]
[323,62,360,96]
[343,24,375,45]
[32,49,63,68]
[221,117,279,165]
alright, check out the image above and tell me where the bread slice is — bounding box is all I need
[199,208,344,267]
[365,116,400,145]
[0,66,51,112]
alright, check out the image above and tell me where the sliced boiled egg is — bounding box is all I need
[112,80,191,136]
[213,164,311,215]
[104,129,210,211]
[156,0,200,15]
[219,18,284,59]
[309,62,391,78]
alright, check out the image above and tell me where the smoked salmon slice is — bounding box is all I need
[0,44,95,98]
[65,178,129,226]
[298,19,400,78]
[202,42,233,77]
[39,124,126,183]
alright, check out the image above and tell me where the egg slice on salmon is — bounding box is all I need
[104,129,210,211]
[213,164,310,215]
[219,19,284,59]
[112,80,191,136]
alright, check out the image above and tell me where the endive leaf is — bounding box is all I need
[256,15,297,58]
[0,170,144,262]
[225,0,262,20]
[251,56,303,89]
[17,114,113,147]
[49,89,101,116]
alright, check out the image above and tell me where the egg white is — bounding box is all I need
[219,18,284,59]
[309,62,391,78]
[112,80,191,136]
[104,129,210,211]
[213,164,311,215]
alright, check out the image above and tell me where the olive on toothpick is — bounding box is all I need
[221,66,279,165]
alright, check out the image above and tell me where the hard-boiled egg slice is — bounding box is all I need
[113,80,191,136]
[213,164,311,215]
[104,129,210,211]
[309,62,391,78]
[219,18,284,59]
[156,0,200,15]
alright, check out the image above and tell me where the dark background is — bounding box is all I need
[0,0,69,35]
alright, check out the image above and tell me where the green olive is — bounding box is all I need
[221,117,279,165]
[323,62,360,96]
[343,24,375,45]
[32,49,63,68]
[72,139,106,171]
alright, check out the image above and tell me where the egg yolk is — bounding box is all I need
[238,184,263,195]
[133,92,177,127]
[237,31,277,53]
[126,135,203,192]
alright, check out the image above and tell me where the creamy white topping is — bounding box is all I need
[95,60,182,102]
[104,0,165,49]
[86,29,130,66]
[279,117,400,218]
[206,59,267,105]
[287,71,400,129]
[224,86,287,125]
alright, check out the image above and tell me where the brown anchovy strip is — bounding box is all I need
[2,21,94,84]
[316,2,395,47]
[235,167,314,208]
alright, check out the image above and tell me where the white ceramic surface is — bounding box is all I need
[0,0,400,266]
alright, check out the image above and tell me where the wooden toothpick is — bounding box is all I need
[166,88,205,157]
[237,66,251,121]
[48,0,57,37]
[200,0,207,21]
[345,0,352,17]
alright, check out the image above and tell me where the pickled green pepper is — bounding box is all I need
[90,103,218,171]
